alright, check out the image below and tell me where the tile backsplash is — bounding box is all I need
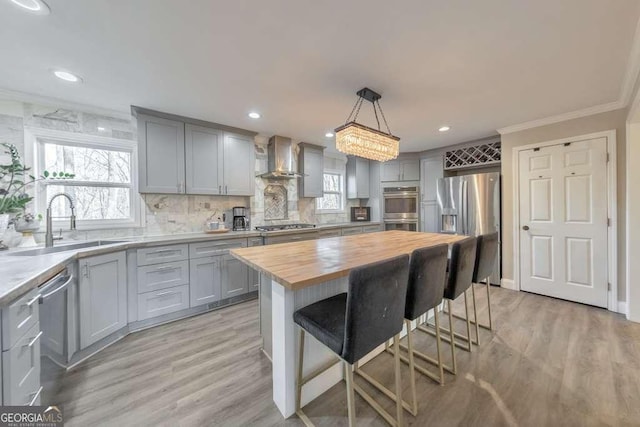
[0,99,363,244]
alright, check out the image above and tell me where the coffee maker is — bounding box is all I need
[232,206,250,231]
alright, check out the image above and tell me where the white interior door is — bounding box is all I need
[519,137,608,307]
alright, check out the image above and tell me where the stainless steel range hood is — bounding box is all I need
[258,136,303,179]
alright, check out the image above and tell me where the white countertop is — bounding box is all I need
[0,222,381,306]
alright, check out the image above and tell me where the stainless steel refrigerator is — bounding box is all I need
[436,172,501,285]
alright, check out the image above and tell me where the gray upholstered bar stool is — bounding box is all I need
[447,232,500,345]
[423,237,477,369]
[294,255,410,427]
[373,244,450,416]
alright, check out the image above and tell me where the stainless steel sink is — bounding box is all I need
[6,240,127,256]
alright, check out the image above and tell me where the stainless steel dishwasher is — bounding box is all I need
[39,268,74,405]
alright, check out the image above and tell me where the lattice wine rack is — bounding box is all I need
[444,141,501,170]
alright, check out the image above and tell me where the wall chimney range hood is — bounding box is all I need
[258,136,303,179]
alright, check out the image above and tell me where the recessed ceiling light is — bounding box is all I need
[53,70,82,83]
[325,132,334,138]
[438,126,451,132]
[248,112,261,119]
[9,0,50,14]
[97,127,106,131]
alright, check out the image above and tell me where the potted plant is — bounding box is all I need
[0,143,74,246]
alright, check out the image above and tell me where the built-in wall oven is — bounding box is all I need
[383,186,419,231]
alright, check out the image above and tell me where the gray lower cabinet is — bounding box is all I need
[137,260,189,294]
[341,226,363,236]
[317,229,342,239]
[137,285,190,321]
[221,254,249,298]
[2,287,40,350]
[189,256,222,307]
[247,237,263,291]
[362,224,383,233]
[79,252,127,349]
[137,114,186,194]
[2,322,42,405]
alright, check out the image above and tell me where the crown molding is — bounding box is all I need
[497,100,624,135]
[0,87,132,121]
[499,16,640,136]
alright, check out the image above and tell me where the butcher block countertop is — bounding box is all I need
[230,231,465,291]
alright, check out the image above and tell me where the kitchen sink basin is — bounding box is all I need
[6,240,128,256]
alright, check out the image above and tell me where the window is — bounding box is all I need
[34,133,140,229]
[316,171,344,212]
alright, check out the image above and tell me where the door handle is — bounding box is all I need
[522,225,530,231]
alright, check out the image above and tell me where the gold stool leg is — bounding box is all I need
[433,309,445,385]
[463,290,473,352]
[471,283,480,345]
[486,277,493,330]
[405,319,418,415]
[393,334,404,427]
[345,362,356,427]
[447,300,457,374]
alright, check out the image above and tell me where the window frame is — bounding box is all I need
[25,127,143,230]
[316,168,345,213]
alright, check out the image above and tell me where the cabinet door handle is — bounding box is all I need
[225,185,228,194]
[156,266,178,272]
[150,249,178,254]
[25,294,42,307]
[155,290,176,297]
[219,185,222,194]
[83,264,90,278]
[24,330,43,348]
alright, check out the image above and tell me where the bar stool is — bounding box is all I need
[358,245,449,416]
[294,255,410,427]
[423,237,477,364]
[446,232,500,344]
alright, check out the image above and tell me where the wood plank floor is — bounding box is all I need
[59,287,640,426]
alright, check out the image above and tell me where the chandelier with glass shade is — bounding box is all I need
[334,87,400,162]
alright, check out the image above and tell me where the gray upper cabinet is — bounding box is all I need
[420,156,444,202]
[346,156,370,199]
[79,252,127,349]
[381,160,400,181]
[400,159,420,181]
[381,158,420,181]
[223,133,255,196]
[298,143,325,198]
[185,124,224,195]
[138,114,186,193]
[135,108,257,196]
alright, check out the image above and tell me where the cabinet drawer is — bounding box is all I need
[248,237,263,247]
[137,285,190,321]
[137,244,188,266]
[2,287,40,350]
[264,232,318,245]
[317,229,342,239]
[189,239,247,259]
[363,224,383,233]
[341,227,363,236]
[2,322,42,406]
[137,260,189,294]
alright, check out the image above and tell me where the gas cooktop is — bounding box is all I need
[255,224,316,232]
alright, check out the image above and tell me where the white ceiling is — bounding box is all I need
[1,0,639,152]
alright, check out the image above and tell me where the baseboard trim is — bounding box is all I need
[501,278,517,290]
[617,301,628,315]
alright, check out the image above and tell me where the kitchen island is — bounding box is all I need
[230,230,464,418]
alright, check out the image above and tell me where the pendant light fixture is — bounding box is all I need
[334,87,400,162]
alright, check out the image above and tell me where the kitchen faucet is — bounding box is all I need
[45,193,76,247]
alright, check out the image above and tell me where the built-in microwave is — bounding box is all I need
[350,207,371,222]
[383,186,419,220]
[384,219,419,232]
